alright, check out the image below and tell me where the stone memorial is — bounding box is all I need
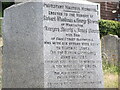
[101,34,120,66]
[2,0,104,88]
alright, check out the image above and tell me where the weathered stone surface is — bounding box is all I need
[3,1,104,88]
[3,2,44,88]
[119,38,120,64]
[0,37,3,89]
[101,34,120,66]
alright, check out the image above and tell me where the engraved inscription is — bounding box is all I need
[43,2,103,88]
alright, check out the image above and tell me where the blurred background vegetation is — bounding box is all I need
[99,20,120,38]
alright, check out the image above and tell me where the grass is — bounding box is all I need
[103,61,120,74]
[103,61,120,88]
[104,73,118,88]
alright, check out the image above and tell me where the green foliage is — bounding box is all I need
[99,20,120,38]
[102,61,120,74]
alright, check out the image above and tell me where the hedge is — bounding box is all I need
[99,20,120,38]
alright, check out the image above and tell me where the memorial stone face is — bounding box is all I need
[2,0,104,88]
[101,34,120,66]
